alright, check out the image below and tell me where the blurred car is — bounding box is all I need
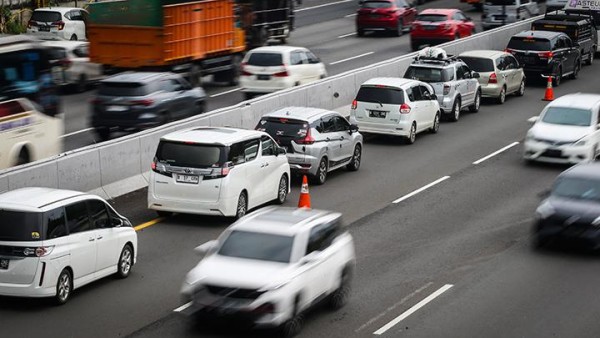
[349,77,441,144]
[355,0,417,37]
[256,107,363,185]
[506,30,581,86]
[546,0,568,13]
[41,40,103,92]
[240,46,327,100]
[404,48,481,121]
[0,187,137,304]
[532,162,600,250]
[459,50,525,104]
[181,206,356,336]
[148,127,290,219]
[410,9,476,51]
[27,7,88,41]
[482,0,540,31]
[524,93,600,164]
[90,72,206,140]
[460,0,484,10]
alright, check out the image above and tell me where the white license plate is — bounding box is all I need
[176,174,200,184]
[107,105,128,112]
[0,258,8,270]
[257,74,271,80]
[369,110,387,118]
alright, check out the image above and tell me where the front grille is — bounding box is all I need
[541,149,566,158]
[205,284,265,300]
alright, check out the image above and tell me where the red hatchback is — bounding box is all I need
[410,9,476,51]
[356,0,417,37]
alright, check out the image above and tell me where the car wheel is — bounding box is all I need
[449,97,461,122]
[313,158,328,185]
[570,60,580,79]
[430,113,440,134]
[235,191,248,220]
[394,19,403,37]
[15,147,30,166]
[328,267,353,310]
[406,122,416,144]
[346,144,362,171]
[156,210,173,218]
[70,34,77,41]
[280,299,304,337]
[469,90,481,112]
[357,28,364,37]
[55,269,72,305]
[516,79,525,97]
[411,41,418,51]
[276,175,288,204]
[195,100,206,115]
[553,68,562,87]
[497,86,506,104]
[454,33,460,40]
[116,245,133,279]
[95,127,111,142]
[587,50,594,66]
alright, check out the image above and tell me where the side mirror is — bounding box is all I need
[473,72,480,79]
[194,240,218,256]
[431,94,438,100]
[349,124,359,133]
[277,146,287,155]
[527,116,539,124]
[111,218,124,228]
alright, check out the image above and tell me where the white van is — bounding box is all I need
[0,188,137,304]
[148,127,291,219]
[0,98,63,169]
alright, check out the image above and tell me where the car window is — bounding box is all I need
[0,210,43,241]
[306,220,341,254]
[290,51,304,65]
[160,80,176,92]
[70,10,83,21]
[332,115,350,132]
[362,1,394,9]
[563,37,572,48]
[98,82,153,96]
[88,200,110,229]
[419,85,432,100]
[405,66,454,82]
[508,55,519,69]
[256,117,310,142]
[46,207,67,239]
[487,0,517,4]
[356,86,405,104]
[456,65,465,80]
[157,141,226,168]
[460,56,495,72]
[459,65,472,79]
[247,52,283,66]
[507,37,551,51]
[306,51,320,64]
[321,115,336,133]
[415,14,448,22]
[522,0,529,4]
[261,135,276,156]
[65,202,92,234]
[554,38,565,50]
[218,230,294,263]
[541,107,592,126]
[553,177,600,201]
[31,10,62,22]
[244,138,260,162]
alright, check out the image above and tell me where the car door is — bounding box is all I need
[506,54,522,91]
[306,51,325,79]
[495,56,511,92]
[240,138,266,207]
[407,85,424,129]
[553,37,569,74]
[418,85,437,129]
[332,115,354,164]
[455,65,471,105]
[289,50,306,85]
[563,36,578,72]
[260,135,281,201]
[300,222,340,303]
[159,79,186,118]
[64,201,97,282]
[88,199,121,273]
[320,114,342,165]
[454,11,471,37]
[70,10,86,40]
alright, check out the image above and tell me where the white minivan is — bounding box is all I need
[148,127,291,219]
[0,188,137,304]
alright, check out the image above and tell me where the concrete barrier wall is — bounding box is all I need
[0,18,538,199]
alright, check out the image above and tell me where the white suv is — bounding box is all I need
[349,77,441,144]
[27,7,88,41]
[148,127,291,219]
[181,206,356,336]
[0,188,137,304]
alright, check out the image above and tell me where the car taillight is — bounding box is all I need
[151,157,157,171]
[241,62,252,76]
[209,161,234,178]
[351,99,357,110]
[296,128,315,144]
[60,58,72,69]
[538,51,553,60]
[53,21,65,30]
[131,99,154,106]
[488,72,498,84]
[23,246,54,257]
[252,302,275,314]
[273,70,289,77]
[90,98,102,104]
[443,84,450,95]
[27,20,37,28]
[400,103,411,114]
[504,48,515,54]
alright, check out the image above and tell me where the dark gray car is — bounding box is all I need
[90,72,206,140]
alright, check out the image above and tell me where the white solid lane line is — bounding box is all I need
[338,32,357,38]
[472,141,520,165]
[392,176,450,204]
[296,0,352,12]
[173,301,192,312]
[345,13,357,17]
[60,127,94,138]
[373,284,454,335]
[210,87,241,98]
[330,52,374,65]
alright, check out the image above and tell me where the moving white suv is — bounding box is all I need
[349,77,441,144]
[148,127,291,219]
[181,206,356,336]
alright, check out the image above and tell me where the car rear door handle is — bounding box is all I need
[97,236,103,240]
[261,163,269,168]
[89,238,95,242]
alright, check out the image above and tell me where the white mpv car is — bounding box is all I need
[524,93,600,164]
[349,77,441,144]
[181,206,356,336]
[27,7,88,41]
[0,188,137,304]
[148,127,291,219]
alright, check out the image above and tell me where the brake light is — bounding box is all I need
[53,21,65,30]
[273,70,289,77]
[27,20,37,28]
[488,73,498,84]
[131,99,154,106]
[400,103,411,114]
[538,51,553,59]
[209,161,234,178]
[241,62,252,76]
[23,246,54,257]
[252,302,275,314]
[296,127,315,144]
[351,99,357,110]
[443,84,450,95]
[90,98,102,104]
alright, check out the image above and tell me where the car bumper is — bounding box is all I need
[240,77,295,94]
[0,260,60,298]
[523,140,593,164]
[480,84,504,98]
[437,96,454,114]
[148,194,237,217]
[349,116,410,137]
[535,219,600,249]
[286,153,318,176]
[357,18,398,30]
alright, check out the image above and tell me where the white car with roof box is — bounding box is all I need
[148,127,291,219]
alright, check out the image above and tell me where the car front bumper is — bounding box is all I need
[523,140,593,164]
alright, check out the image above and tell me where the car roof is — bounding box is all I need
[160,127,267,146]
[361,77,419,88]
[248,46,307,54]
[459,50,508,59]
[262,107,339,121]
[560,162,600,180]
[419,8,456,16]
[34,7,82,13]
[513,30,565,39]
[231,206,340,236]
[0,187,88,212]
[102,72,173,83]
[548,93,600,110]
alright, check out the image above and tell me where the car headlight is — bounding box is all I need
[574,138,587,146]
[535,202,555,219]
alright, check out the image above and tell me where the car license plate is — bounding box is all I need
[0,258,8,270]
[257,74,271,80]
[424,25,437,30]
[545,148,562,157]
[39,26,50,32]
[106,105,128,112]
[176,174,200,184]
[370,14,380,18]
[369,110,387,118]
[522,56,535,64]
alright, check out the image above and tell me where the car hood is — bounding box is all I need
[530,122,592,142]
[186,254,292,289]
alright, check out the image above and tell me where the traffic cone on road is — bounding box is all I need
[542,75,554,101]
[298,175,311,209]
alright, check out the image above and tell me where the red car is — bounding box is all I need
[410,9,476,51]
[356,0,417,37]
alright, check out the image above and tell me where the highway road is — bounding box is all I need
[60,0,489,152]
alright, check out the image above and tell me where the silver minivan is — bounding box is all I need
[482,0,540,31]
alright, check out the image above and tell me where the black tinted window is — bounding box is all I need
[0,210,43,241]
[405,66,453,82]
[98,82,152,96]
[247,52,283,66]
[261,135,276,156]
[356,86,404,105]
[88,200,110,229]
[459,56,495,72]
[306,220,341,254]
[156,141,225,168]
[218,230,294,263]
[47,47,67,61]
[31,11,62,22]
[65,202,92,234]
[332,116,349,132]
[46,207,67,239]
[362,1,393,8]
[256,117,309,141]
[553,177,600,201]
[322,115,336,133]
[507,37,551,51]
[415,14,448,22]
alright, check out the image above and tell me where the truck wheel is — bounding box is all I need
[227,55,242,86]
[587,51,594,66]
[188,65,202,87]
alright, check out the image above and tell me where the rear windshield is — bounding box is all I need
[247,52,283,67]
[485,0,517,5]
[362,1,393,8]
[218,230,294,263]
[156,141,226,168]
[256,117,308,140]
[415,14,448,22]
[404,66,453,82]
[31,11,62,22]
[356,86,404,105]
[0,210,43,241]
[459,57,495,72]
[541,107,591,126]
[98,82,152,96]
[507,37,552,51]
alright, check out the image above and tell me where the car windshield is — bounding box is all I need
[156,141,226,168]
[356,86,404,105]
[98,82,152,96]
[541,107,591,126]
[247,52,284,67]
[218,230,294,263]
[31,11,62,22]
[256,117,309,141]
[404,66,453,82]
[362,1,393,8]
[0,210,43,241]
[553,177,600,202]
[415,14,448,22]
[507,37,551,51]
[459,56,495,72]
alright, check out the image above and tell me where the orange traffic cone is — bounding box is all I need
[298,175,311,208]
[542,75,554,101]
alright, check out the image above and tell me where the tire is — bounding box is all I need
[328,267,353,310]
[95,127,111,142]
[195,100,206,115]
[570,60,580,79]
[516,79,525,97]
[15,147,30,166]
[357,28,364,37]
[406,122,416,144]
[55,269,72,305]
[227,54,242,86]
[188,64,202,87]
[553,67,561,87]
[449,97,461,122]
[430,113,440,134]
[313,157,328,185]
[280,299,304,337]
[469,90,481,112]
[454,33,460,40]
[394,19,403,37]
[235,191,248,220]
[346,144,362,171]
[497,86,506,104]
[587,50,594,66]
[411,42,418,51]
[156,210,173,218]
[116,245,133,279]
[70,34,77,41]
[276,175,288,204]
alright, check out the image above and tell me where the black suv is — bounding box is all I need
[506,30,581,86]
[90,72,206,140]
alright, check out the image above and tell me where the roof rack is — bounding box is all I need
[412,55,458,64]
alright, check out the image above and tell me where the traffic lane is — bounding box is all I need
[295,0,358,28]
